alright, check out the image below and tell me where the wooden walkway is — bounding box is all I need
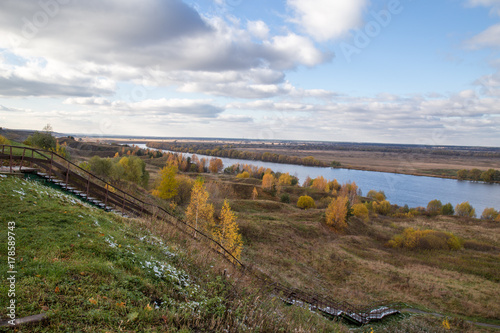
[0,145,399,325]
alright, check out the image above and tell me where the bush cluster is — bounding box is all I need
[387,228,462,251]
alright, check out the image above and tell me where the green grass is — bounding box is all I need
[1,142,49,160]
[0,175,345,332]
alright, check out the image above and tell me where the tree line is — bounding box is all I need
[457,168,500,183]
[147,142,329,167]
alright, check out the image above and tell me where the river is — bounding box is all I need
[135,144,500,214]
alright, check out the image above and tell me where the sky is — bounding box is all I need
[0,0,499,146]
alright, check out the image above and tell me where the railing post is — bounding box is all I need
[20,148,26,172]
[48,152,54,179]
[65,160,70,187]
[86,174,90,197]
[104,185,109,206]
[122,192,126,212]
[30,149,34,168]
[9,146,13,173]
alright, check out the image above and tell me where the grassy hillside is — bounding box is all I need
[0,175,343,332]
[230,190,500,330]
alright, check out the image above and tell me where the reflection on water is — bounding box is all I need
[136,144,500,213]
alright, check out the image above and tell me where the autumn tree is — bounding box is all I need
[311,176,328,192]
[325,196,349,233]
[236,171,250,179]
[297,195,315,210]
[339,181,360,204]
[481,207,498,220]
[209,158,223,173]
[328,179,341,193]
[373,200,392,215]
[278,173,293,186]
[186,179,215,237]
[426,199,443,216]
[367,190,386,202]
[252,187,258,200]
[302,176,313,187]
[262,173,275,190]
[469,169,482,181]
[457,169,468,180]
[455,202,476,218]
[216,200,243,262]
[152,165,178,200]
[352,203,369,221]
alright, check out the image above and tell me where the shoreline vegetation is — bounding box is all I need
[145,140,500,184]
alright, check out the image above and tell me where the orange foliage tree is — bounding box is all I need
[262,173,275,190]
[209,158,223,173]
[325,196,349,233]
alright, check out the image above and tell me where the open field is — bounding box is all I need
[227,146,500,179]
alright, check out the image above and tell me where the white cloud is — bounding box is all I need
[64,97,224,118]
[287,0,368,41]
[465,0,500,15]
[465,23,500,49]
[0,0,331,99]
[247,20,270,40]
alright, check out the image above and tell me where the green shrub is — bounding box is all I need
[297,196,316,210]
[0,135,10,145]
[280,193,290,204]
[442,203,454,215]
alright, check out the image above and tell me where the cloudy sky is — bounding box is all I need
[0,0,499,146]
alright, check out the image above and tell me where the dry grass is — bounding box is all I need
[231,195,500,325]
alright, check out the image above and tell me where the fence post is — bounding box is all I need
[9,146,13,173]
[20,148,26,172]
[30,149,34,168]
[86,174,90,197]
[48,152,54,179]
[122,192,125,212]
[104,185,109,206]
[65,161,70,187]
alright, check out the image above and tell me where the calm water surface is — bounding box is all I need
[136,144,500,214]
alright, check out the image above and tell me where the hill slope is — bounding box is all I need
[0,175,342,332]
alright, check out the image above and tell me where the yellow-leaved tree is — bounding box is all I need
[325,196,349,233]
[152,165,178,200]
[216,200,243,262]
[186,179,215,238]
[262,173,274,190]
[252,187,258,200]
